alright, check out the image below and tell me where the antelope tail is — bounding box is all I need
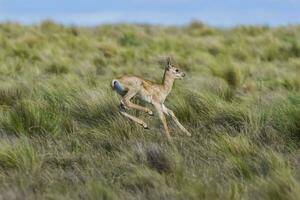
[111,79,127,96]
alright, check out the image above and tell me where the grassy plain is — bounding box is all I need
[0,21,299,199]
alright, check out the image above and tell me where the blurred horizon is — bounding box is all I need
[0,0,300,27]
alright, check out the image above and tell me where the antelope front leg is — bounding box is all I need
[154,103,172,141]
[162,105,191,136]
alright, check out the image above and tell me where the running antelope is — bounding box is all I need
[111,57,191,140]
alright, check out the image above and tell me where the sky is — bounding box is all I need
[0,0,299,27]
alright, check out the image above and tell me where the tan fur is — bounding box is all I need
[112,57,191,141]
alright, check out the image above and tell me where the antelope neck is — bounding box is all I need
[162,71,175,94]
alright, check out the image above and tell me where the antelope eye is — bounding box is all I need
[175,69,179,72]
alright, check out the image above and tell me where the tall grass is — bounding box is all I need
[0,21,299,199]
[0,137,41,173]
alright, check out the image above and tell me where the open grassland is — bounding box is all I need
[0,21,300,200]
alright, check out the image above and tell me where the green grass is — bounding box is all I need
[0,21,299,199]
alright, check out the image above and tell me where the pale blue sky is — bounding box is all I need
[0,0,299,27]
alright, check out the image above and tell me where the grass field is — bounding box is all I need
[0,21,300,200]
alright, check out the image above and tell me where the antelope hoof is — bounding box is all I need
[120,102,128,110]
[185,131,192,137]
[147,110,154,116]
[142,123,149,129]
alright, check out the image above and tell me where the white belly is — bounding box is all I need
[138,91,152,103]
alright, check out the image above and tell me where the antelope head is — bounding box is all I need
[165,57,186,79]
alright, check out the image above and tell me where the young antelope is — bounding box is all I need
[111,57,191,141]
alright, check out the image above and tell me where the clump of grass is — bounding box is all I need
[9,44,30,59]
[257,36,300,62]
[69,89,118,127]
[0,137,41,173]
[170,89,245,131]
[186,20,216,36]
[168,89,217,124]
[179,179,244,200]
[216,135,257,157]
[39,20,63,33]
[96,41,118,58]
[289,40,300,57]
[232,25,270,36]
[79,181,114,200]
[280,75,300,91]
[2,92,72,136]
[0,85,23,106]
[145,144,175,174]
[212,81,234,101]
[270,97,300,141]
[46,62,69,74]
[210,62,242,89]
[119,32,142,47]
[122,168,166,194]
[221,65,242,89]
[214,134,286,180]
[93,55,107,75]
[188,92,218,120]
[199,37,224,56]
[167,92,195,123]
[213,104,250,132]
[250,169,300,200]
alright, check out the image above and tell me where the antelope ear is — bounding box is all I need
[166,57,172,69]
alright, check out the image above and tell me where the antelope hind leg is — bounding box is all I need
[119,108,149,129]
[122,90,153,115]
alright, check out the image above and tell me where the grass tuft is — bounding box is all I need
[145,144,175,174]
[0,137,41,173]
